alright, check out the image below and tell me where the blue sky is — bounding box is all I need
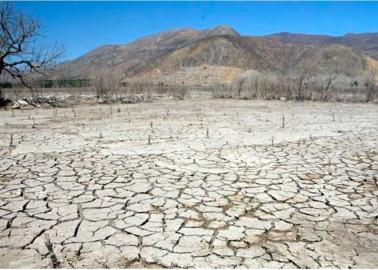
[14,1,378,60]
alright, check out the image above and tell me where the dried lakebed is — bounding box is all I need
[0,99,377,268]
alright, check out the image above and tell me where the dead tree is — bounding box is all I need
[364,68,377,101]
[311,74,338,101]
[91,68,122,100]
[321,75,338,100]
[295,68,312,101]
[0,3,63,104]
[232,75,248,98]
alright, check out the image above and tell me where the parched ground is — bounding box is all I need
[0,96,377,268]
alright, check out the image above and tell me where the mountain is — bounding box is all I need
[58,25,240,79]
[55,25,378,85]
[137,35,366,74]
[265,32,378,60]
[127,35,368,85]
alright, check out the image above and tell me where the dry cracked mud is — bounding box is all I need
[0,97,377,268]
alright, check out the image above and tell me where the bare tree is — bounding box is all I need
[294,68,312,100]
[0,3,63,103]
[91,68,122,100]
[309,74,338,101]
[364,68,377,101]
[321,74,338,100]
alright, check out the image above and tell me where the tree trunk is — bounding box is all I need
[0,67,3,100]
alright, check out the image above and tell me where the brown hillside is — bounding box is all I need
[52,25,376,85]
[266,32,378,60]
[57,25,240,79]
[128,35,368,84]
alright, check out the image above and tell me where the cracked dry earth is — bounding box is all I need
[0,98,378,268]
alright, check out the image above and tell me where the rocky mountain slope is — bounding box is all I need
[266,32,378,60]
[58,25,240,79]
[127,35,369,85]
[56,25,378,85]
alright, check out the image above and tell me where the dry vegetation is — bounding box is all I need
[2,77,189,107]
[212,69,378,102]
[2,68,377,107]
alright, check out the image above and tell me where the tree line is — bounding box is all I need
[0,79,92,89]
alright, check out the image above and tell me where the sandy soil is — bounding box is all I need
[0,95,377,268]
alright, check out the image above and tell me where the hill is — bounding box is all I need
[54,26,378,85]
[265,32,378,60]
[126,35,368,85]
[57,25,240,79]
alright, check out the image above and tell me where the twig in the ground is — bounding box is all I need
[281,115,285,128]
[45,235,59,268]
[327,158,332,175]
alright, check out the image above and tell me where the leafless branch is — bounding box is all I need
[0,2,64,96]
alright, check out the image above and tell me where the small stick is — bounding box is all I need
[45,235,59,268]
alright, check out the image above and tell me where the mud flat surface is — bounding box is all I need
[0,97,377,268]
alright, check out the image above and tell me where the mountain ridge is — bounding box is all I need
[265,32,378,59]
[59,25,241,78]
[54,25,378,84]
